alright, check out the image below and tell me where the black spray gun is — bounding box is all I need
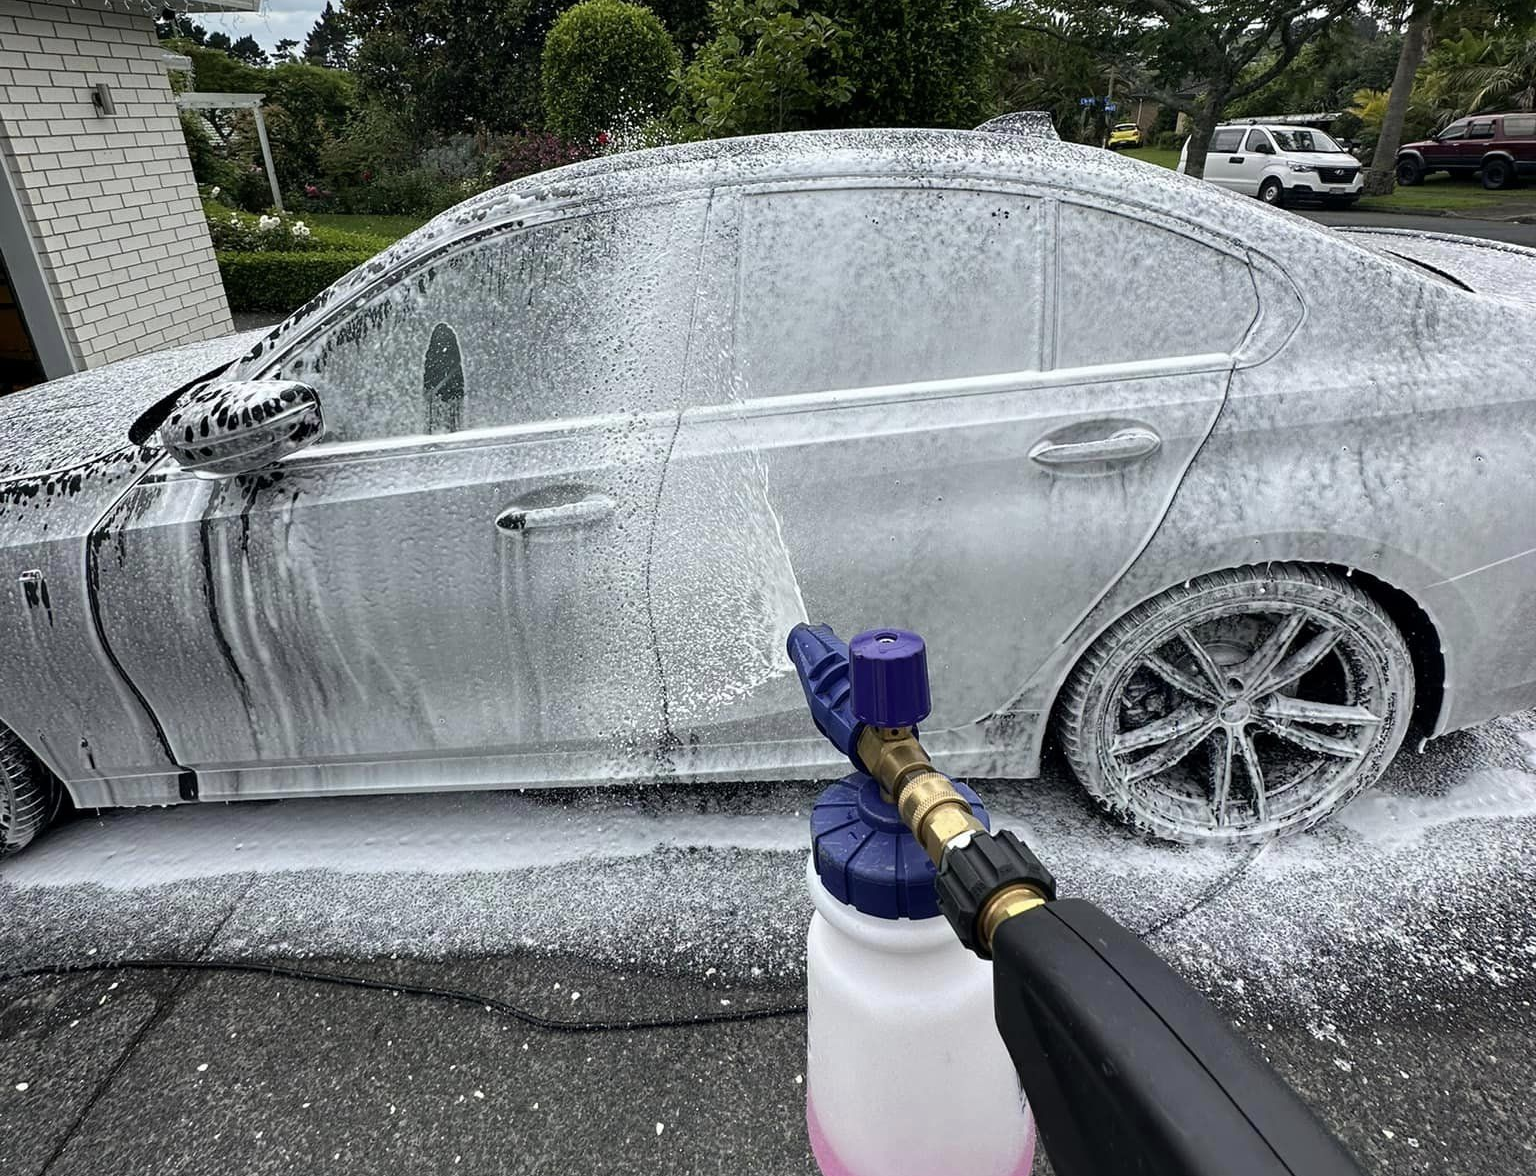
[788,622,1365,1176]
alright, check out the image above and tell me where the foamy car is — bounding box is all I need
[3,123,1534,856]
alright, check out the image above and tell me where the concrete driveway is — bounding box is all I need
[4,710,1536,1175]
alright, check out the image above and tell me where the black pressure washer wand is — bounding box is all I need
[787,623,1365,1176]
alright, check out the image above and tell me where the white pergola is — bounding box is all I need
[175,91,284,212]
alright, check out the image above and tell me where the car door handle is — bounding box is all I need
[1230,155,1244,163]
[495,493,615,533]
[1029,427,1161,467]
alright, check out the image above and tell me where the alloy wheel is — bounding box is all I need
[1101,603,1392,837]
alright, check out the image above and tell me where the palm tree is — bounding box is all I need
[1439,34,1536,111]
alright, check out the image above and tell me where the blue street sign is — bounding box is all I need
[1105,103,1118,112]
[1079,97,1094,106]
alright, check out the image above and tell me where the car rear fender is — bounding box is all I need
[994,532,1465,767]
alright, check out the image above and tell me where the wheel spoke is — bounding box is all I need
[1260,628,1343,694]
[1236,727,1267,821]
[1142,652,1221,704]
[1240,612,1307,687]
[1256,694,1383,727]
[1258,718,1364,759]
[1178,629,1228,693]
[1121,715,1219,783]
[1113,703,1213,755]
[1211,729,1234,826]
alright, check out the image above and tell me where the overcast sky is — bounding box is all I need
[198,0,327,53]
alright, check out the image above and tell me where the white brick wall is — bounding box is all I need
[0,0,232,369]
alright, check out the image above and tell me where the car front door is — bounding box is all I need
[649,184,1258,778]
[93,196,708,798]
[1423,120,1467,170]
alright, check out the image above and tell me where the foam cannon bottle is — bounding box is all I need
[788,623,1367,1176]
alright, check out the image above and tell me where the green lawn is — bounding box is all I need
[1117,145,1536,218]
[303,213,429,245]
[1117,146,1182,171]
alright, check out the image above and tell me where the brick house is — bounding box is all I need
[0,0,254,393]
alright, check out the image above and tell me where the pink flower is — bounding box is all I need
[596,132,610,146]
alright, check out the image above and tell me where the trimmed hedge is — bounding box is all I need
[217,249,374,314]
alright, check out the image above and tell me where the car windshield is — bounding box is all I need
[1270,128,1347,153]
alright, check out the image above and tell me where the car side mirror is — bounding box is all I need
[159,379,324,477]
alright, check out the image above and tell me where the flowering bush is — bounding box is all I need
[207,206,326,253]
[486,131,593,185]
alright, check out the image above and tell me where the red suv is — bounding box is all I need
[1396,112,1536,190]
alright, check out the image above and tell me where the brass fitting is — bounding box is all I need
[856,725,986,866]
[977,882,1049,954]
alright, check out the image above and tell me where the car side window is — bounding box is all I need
[1209,129,1243,153]
[1438,122,1467,141]
[1504,115,1536,137]
[1469,120,1496,139]
[1244,130,1270,152]
[730,186,1044,397]
[269,198,706,444]
[1053,203,1257,369]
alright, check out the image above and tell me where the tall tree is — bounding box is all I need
[347,0,567,135]
[228,34,270,66]
[156,12,207,43]
[273,37,301,63]
[1014,0,1360,177]
[304,1,355,69]
[1363,0,1435,193]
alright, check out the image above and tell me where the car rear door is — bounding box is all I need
[648,184,1257,778]
[1201,129,1247,191]
[1466,117,1497,170]
[1231,129,1276,194]
[93,196,709,799]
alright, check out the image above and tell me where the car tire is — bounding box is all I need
[1258,178,1286,206]
[1395,157,1423,186]
[1053,564,1414,845]
[1482,157,1514,190]
[1,725,58,859]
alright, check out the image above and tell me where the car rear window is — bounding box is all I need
[1210,129,1243,152]
[1504,115,1536,137]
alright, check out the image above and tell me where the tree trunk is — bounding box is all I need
[1364,0,1435,196]
[1181,100,1223,180]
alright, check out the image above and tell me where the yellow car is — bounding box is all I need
[1108,123,1143,149]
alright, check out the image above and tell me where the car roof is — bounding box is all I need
[235,128,1386,371]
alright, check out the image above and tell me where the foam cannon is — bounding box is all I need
[788,623,1365,1176]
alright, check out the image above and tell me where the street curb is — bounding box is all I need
[1352,204,1536,225]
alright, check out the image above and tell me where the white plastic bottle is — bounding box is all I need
[805,773,1037,1176]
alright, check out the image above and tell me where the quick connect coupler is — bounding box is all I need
[788,624,1057,958]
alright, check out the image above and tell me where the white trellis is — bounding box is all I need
[175,91,284,212]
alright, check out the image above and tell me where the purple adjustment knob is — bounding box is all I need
[849,628,931,728]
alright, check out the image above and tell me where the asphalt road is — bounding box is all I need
[1301,207,1536,246]
[4,709,1536,1175]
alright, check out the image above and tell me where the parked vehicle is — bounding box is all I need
[1178,123,1362,207]
[1108,123,1143,149]
[3,125,1534,855]
[1397,113,1536,190]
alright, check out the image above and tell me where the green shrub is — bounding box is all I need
[674,0,851,137]
[541,0,680,145]
[1151,130,1185,151]
[217,249,375,314]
